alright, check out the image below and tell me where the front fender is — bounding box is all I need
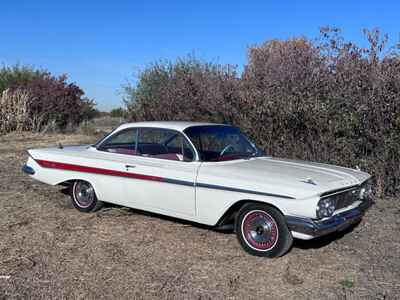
[194,184,319,226]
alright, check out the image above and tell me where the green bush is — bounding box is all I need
[110,107,125,118]
[0,64,46,92]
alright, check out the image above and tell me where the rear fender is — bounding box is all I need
[24,157,109,201]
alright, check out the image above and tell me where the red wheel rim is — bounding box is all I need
[241,210,279,251]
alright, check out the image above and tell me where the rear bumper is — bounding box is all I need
[22,164,35,175]
[286,199,372,239]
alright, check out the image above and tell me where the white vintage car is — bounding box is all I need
[22,121,373,257]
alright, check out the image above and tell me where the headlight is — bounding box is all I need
[359,179,373,200]
[316,197,336,219]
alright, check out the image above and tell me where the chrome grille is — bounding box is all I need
[322,187,360,210]
[334,188,360,209]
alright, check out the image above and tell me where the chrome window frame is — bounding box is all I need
[96,126,199,162]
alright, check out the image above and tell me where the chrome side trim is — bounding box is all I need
[162,178,195,187]
[22,164,35,175]
[196,182,295,199]
[286,199,372,238]
[32,158,292,198]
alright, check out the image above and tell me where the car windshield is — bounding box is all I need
[184,125,263,162]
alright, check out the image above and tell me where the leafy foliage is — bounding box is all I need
[81,97,100,121]
[124,28,400,197]
[0,64,46,92]
[124,56,240,124]
[0,65,96,132]
[110,107,126,118]
[15,74,85,129]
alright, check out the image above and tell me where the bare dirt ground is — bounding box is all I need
[0,133,399,299]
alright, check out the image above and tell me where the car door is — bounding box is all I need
[94,127,140,206]
[122,128,200,218]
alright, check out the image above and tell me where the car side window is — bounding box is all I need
[98,128,138,156]
[165,133,195,162]
[138,128,194,162]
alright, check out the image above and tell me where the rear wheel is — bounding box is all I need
[235,203,293,257]
[70,180,103,212]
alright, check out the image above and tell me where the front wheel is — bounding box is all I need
[235,203,293,257]
[70,180,103,212]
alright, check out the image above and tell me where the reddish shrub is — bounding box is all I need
[0,65,96,131]
[15,74,85,130]
[124,29,400,197]
[124,57,240,124]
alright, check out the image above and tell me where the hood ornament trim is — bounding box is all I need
[301,177,317,186]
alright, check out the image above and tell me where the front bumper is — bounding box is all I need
[286,199,372,239]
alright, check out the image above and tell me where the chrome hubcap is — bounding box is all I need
[242,210,278,251]
[74,181,95,208]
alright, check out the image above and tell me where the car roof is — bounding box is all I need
[118,121,229,132]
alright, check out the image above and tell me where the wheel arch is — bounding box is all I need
[216,199,286,227]
[56,177,99,194]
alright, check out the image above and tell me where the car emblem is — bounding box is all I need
[301,177,317,185]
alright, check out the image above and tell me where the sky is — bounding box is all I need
[1,0,399,111]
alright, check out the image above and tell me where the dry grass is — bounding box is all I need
[0,89,31,134]
[0,133,399,299]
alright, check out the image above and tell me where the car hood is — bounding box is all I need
[200,156,371,199]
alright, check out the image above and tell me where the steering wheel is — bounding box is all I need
[220,144,235,156]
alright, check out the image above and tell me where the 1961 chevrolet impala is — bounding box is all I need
[22,121,373,257]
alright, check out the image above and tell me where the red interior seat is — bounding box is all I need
[110,148,137,155]
[152,153,181,161]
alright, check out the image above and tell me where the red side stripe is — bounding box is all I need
[35,159,163,182]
